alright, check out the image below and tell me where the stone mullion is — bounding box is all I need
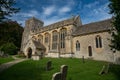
[57,32,60,53]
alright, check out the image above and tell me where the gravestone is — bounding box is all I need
[116,57,120,64]
[99,63,110,75]
[60,65,68,80]
[0,51,4,57]
[0,51,1,54]
[105,63,110,73]
[46,60,52,71]
[40,52,43,59]
[99,65,106,75]
[82,56,85,63]
[52,72,62,80]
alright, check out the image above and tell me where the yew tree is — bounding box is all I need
[0,0,20,23]
[108,0,120,51]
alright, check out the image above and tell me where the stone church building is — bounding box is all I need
[21,16,120,63]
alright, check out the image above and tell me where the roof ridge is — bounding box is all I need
[83,18,112,26]
[44,16,78,27]
[72,18,112,36]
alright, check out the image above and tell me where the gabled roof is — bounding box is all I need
[44,15,80,27]
[34,16,81,33]
[72,18,112,36]
[32,40,45,50]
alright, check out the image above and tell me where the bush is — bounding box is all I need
[0,43,17,55]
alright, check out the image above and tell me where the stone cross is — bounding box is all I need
[60,65,68,80]
[46,60,52,71]
[52,72,62,80]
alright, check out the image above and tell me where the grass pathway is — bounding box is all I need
[0,56,27,72]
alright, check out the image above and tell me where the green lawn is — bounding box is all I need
[0,57,14,65]
[0,58,120,80]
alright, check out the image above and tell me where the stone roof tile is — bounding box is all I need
[32,40,45,50]
[38,16,80,32]
[72,18,112,36]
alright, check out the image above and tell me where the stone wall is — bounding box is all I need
[33,24,76,55]
[73,31,120,62]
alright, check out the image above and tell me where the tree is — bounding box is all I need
[0,0,20,23]
[0,21,23,53]
[0,42,17,55]
[108,0,120,51]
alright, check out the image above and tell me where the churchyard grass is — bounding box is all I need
[0,57,14,65]
[0,58,120,80]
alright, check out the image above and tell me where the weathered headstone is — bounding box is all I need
[0,51,4,57]
[105,63,110,73]
[116,57,120,64]
[40,52,43,59]
[82,56,85,63]
[0,51,2,57]
[0,51,8,57]
[99,63,110,75]
[60,65,68,80]
[46,60,52,71]
[52,72,62,80]
[99,65,106,75]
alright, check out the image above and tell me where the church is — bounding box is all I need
[20,16,120,63]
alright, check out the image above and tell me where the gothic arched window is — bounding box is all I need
[38,35,43,43]
[76,40,80,51]
[45,33,49,43]
[52,31,58,50]
[95,35,102,48]
[60,28,66,49]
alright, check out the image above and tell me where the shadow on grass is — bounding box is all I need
[0,60,44,80]
[109,64,120,80]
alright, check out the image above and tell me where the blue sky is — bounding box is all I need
[11,0,112,27]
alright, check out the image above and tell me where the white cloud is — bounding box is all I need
[84,1,99,8]
[67,0,75,7]
[9,10,40,27]
[42,6,56,16]
[29,10,39,16]
[82,2,112,24]
[11,0,111,27]
[59,6,71,13]
[16,10,39,17]
[92,2,111,19]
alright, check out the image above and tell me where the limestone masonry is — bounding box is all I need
[21,16,120,63]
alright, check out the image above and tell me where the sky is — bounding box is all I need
[10,0,112,27]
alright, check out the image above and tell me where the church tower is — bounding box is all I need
[20,17,44,52]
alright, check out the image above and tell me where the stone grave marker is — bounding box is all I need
[99,65,106,75]
[46,60,52,71]
[99,63,110,75]
[0,51,4,57]
[52,72,62,80]
[82,56,85,63]
[60,65,68,80]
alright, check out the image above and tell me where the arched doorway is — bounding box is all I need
[27,47,32,58]
[88,46,92,57]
